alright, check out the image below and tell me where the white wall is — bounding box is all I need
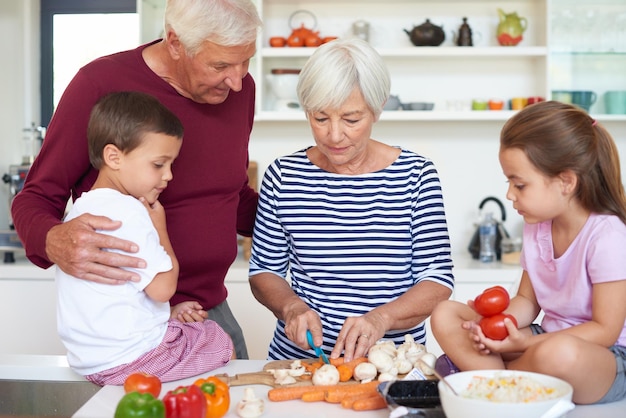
[1,0,625,257]
[0,0,39,230]
[249,119,626,257]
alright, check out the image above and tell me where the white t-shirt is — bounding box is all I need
[56,189,172,375]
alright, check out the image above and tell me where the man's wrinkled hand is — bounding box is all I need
[46,213,145,284]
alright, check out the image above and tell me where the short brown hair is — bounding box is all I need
[87,91,183,169]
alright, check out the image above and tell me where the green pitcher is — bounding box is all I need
[496,9,527,46]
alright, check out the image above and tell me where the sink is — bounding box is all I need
[0,380,100,417]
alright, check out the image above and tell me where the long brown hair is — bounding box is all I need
[500,100,626,224]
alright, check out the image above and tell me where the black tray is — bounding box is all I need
[381,380,440,407]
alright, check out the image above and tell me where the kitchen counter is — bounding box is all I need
[1,356,625,417]
[70,359,625,418]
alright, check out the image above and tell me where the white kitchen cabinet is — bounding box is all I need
[0,261,66,356]
[0,258,276,360]
[0,256,521,360]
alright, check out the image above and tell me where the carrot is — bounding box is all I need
[268,381,377,402]
[301,390,325,402]
[323,380,380,403]
[340,392,372,409]
[351,393,387,411]
[336,357,368,382]
[303,360,323,374]
[329,357,345,366]
[268,382,356,402]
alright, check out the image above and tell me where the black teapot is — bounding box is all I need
[404,19,445,46]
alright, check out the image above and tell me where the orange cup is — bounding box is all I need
[488,99,504,110]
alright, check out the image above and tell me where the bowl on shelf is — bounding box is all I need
[438,369,574,418]
[406,102,435,111]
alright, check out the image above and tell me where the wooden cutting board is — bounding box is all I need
[214,359,329,388]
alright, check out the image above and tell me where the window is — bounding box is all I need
[40,0,137,126]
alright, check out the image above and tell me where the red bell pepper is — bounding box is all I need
[163,384,207,418]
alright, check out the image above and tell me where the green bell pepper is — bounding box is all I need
[114,391,166,418]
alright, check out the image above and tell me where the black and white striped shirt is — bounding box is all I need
[249,147,454,360]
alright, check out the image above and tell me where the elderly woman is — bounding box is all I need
[249,38,454,362]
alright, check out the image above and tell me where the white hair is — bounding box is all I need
[297,38,390,119]
[164,0,262,55]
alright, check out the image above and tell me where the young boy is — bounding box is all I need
[56,91,234,385]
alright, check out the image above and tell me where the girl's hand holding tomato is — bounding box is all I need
[471,286,517,341]
[470,315,525,356]
[479,313,518,340]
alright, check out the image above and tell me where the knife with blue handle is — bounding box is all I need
[306,329,330,364]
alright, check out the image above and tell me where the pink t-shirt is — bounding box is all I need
[521,213,626,346]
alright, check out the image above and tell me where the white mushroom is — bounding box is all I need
[396,334,427,365]
[393,350,413,375]
[368,339,397,358]
[267,369,297,385]
[353,362,378,383]
[416,352,437,376]
[404,343,427,365]
[288,360,306,377]
[367,349,395,373]
[312,364,340,386]
[237,387,264,418]
[377,367,399,382]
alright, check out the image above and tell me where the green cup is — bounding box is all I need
[571,90,597,112]
[472,99,488,111]
[604,91,626,114]
[551,90,572,104]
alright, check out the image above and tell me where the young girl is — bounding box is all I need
[431,101,626,405]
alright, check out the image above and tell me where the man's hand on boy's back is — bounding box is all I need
[47,214,145,284]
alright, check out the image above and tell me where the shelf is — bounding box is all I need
[253,110,626,123]
[550,50,626,56]
[261,46,548,58]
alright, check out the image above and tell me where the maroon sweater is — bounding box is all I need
[12,41,258,309]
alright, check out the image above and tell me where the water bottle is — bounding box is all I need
[479,212,497,263]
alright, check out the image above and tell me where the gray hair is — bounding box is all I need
[297,37,390,119]
[164,0,262,55]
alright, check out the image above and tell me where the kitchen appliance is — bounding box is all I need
[467,196,510,261]
[1,164,29,262]
[0,123,44,262]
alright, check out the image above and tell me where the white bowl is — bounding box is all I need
[266,72,299,99]
[438,370,574,418]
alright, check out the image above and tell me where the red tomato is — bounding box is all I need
[123,372,162,398]
[474,286,510,317]
[479,313,518,340]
